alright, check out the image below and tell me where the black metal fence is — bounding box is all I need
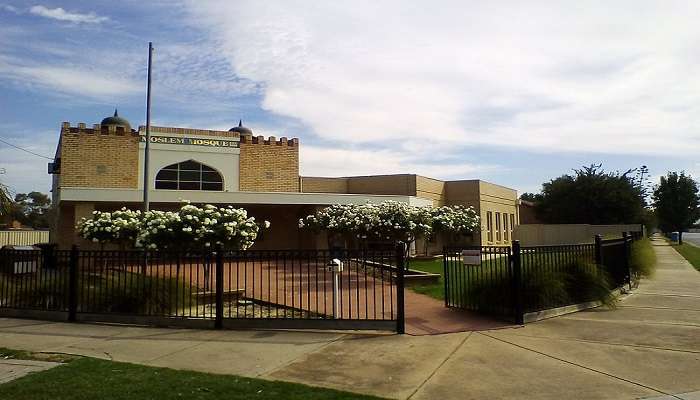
[0,246,406,332]
[444,232,639,324]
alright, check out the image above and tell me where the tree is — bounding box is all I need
[0,181,12,220]
[652,172,700,244]
[9,191,52,228]
[520,192,542,203]
[533,164,647,224]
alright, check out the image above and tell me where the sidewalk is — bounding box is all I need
[1,236,699,399]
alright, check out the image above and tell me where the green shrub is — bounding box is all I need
[629,238,656,279]
[563,260,616,307]
[457,258,615,315]
[3,270,194,314]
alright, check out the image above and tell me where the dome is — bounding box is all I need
[229,119,253,135]
[101,109,131,130]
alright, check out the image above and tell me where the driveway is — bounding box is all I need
[1,237,698,399]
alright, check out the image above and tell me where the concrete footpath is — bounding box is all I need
[1,237,698,399]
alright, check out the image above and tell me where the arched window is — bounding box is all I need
[155,160,223,191]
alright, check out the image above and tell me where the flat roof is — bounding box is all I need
[58,187,433,207]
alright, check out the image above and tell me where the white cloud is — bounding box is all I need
[0,130,56,194]
[29,5,108,24]
[300,145,497,179]
[184,1,700,157]
[0,56,140,99]
[1,5,19,13]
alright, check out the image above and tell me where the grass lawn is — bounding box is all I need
[407,258,445,300]
[0,348,383,400]
[671,242,700,272]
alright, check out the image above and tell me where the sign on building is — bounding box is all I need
[140,135,240,148]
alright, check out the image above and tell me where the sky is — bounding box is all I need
[1,1,699,197]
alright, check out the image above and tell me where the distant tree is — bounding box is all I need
[520,192,542,203]
[10,191,52,228]
[652,172,700,244]
[534,164,646,225]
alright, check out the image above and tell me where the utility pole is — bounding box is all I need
[143,42,153,212]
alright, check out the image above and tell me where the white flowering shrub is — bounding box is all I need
[76,208,142,245]
[137,204,269,251]
[430,205,481,236]
[77,203,269,251]
[299,201,479,245]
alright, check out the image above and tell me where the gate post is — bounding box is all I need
[396,243,406,334]
[443,246,449,308]
[68,245,79,322]
[215,246,224,329]
[594,234,603,268]
[622,232,632,290]
[511,241,524,325]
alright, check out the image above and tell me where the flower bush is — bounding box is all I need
[77,208,142,245]
[430,205,481,236]
[77,203,269,251]
[299,201,479,246]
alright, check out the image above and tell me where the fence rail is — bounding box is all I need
[0,247,406,332]
[444,232,638,323]
[0,230,50,247]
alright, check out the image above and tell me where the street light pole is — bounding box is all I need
[143,42,153,212]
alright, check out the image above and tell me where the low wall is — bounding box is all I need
[0,230,50,247]
[513,224,643,246]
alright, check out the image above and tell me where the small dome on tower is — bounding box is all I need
[229,119,253,135]
[101,109,131,130]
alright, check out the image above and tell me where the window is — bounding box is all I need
[510,213,516,239]
[155,160,223,191]
[486,211,493,242]
[495,213,501,242]
[503,214,509,241]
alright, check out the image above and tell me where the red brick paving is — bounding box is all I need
[120,258,509,334]
[404,290,513,335]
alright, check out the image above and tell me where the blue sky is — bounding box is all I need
[1,1,699,197]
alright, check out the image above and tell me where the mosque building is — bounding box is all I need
[49,111,519,251]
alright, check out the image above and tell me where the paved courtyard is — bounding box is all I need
[0,237,698,399]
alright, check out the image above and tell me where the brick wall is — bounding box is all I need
[239,135,300,192]
[347,174,415,195]
[300,177,349,193]
[138,125,240,138]
[415,175,446,206]
[59,123,140,188]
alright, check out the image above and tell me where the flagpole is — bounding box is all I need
[143,42,153,212]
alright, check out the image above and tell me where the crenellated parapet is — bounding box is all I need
[239,133,299,147]
[61,122,139,137]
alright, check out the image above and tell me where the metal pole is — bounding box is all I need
[622,232,632,290]
[143,42,153,212]
[215,246,224,329]
[396,243,406,334]
[68,245,78,322]
[332,268,339,319]
[511,240,524,325]
[442,246,449,308]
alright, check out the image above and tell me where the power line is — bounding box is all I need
[0,136,54,160]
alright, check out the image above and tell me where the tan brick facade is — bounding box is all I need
[59,123,140,188]
[300,174,519,247]
[300,177,349,193]
[239,135,300,192]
